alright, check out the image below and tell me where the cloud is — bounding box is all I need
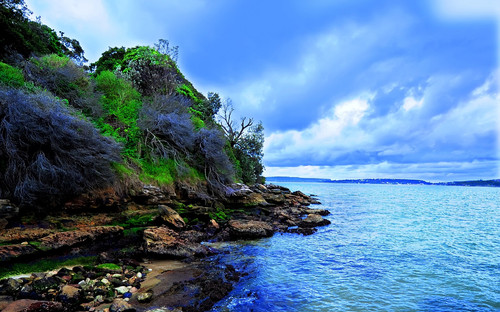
[264,72,499,179]
[264,160,499,182]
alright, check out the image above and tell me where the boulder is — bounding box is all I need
[230,192,268,207]
[158,205,185,229]
[262,192,285,205]
[143,227,211,258]
[227,220,274,239]
[300,214,331,228]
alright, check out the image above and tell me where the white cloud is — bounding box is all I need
[265,159,499,182]
[402,96,423,111]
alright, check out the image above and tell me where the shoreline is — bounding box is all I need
[0,183,330,311]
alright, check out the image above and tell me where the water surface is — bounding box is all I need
[210,183,500,311]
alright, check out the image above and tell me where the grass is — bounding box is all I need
[0,255,97,280]
[96,263,121,271]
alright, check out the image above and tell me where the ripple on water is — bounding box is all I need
[210,183,500,312]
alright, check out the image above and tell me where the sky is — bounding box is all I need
[26,0,499,182]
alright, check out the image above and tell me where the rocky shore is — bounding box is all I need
[0,183,330,311]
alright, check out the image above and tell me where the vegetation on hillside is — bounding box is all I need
[0,0,264,213]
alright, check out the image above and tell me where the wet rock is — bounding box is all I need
[136,290,153,303]
[289,227,317,235]
[110,298,135,312]
[157,205,185,230]
[58,285,81,304]
[227,220,274,239]
[303,208,330,216]
[300,214,331,228]
[2,299,63,312]
[143,226,211,258]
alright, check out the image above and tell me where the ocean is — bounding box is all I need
[209,182,500,312]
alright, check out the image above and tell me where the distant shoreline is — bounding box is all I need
[266,177,500,187]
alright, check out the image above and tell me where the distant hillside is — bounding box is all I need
[266,177,500,187]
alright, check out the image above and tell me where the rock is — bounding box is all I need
[157,205,185,229]
[58,285,81,304]
[0,244,38,262]
[262,192,286,205]
[303,208,330,216]
[110,298,135,312]
[2,299,63,312]
[230,192,268,207]
[0,295,14,311]
[209,219,219,229]
[0,278,22,296]
[300,214,331,228]
[39,226,123,250]
[227,220,274,239]
[228,183,253,196]
[136,290,153,303]
[143,227,211,258]
[115,286,129,294]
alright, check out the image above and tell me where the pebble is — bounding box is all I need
[115,286,129,294]
[101,278,110,285]
[136,272,142,278]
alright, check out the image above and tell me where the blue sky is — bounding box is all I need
[26,0,499,181]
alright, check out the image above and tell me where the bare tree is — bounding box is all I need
[218,99,253,148]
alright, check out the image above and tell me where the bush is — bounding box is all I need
[23,54,102,117]
[95,70,142,156]
[194,128,234,194]
[0,61,24,88]
[0,88,121,210]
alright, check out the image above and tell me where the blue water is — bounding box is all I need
[210,182,500,312]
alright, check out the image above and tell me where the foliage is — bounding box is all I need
[95,70,142,156]
[0,0,85,64]
[0,61,24,88]
[218,100,265,184]
[234,122,265,184]
[90,46,126,75]
[23,54,102,116]
[0,88,121,210]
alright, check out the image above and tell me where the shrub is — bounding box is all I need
[0,61,24,88]
[0,88,121,210]
[95,70,142,157]
[194,128,234,194]
[23,54,102,117]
